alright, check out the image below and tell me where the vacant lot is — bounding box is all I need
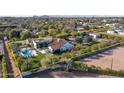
[81,46,124,71]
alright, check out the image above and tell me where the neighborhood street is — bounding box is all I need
[24,69,117,78]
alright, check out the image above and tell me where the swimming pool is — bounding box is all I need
[20,48,37,58]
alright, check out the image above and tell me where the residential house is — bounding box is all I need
[115,29,121,32]
[107,30,115,34]
[48,39,74,53]
[48,39,66,52]
[33,39,52,49]
[60,42,74,52]
[89,33,101,39]
[3,36,8,41]
[118,32,124,35]
[77,27,84,31]
[67,37,75,41]
[105,24,115,28]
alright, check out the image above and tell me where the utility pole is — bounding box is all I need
[111,50,113,70]
[111,57,113,70]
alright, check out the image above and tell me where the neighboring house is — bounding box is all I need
[97,25,104,28]
[118,32,124,35]
[77,27,84,31]
[107,30,115,34]
[89,33,101,39]
[105,24,115,27]
[67,37,75,41]
[115,29,122,32]
[3,36,8,41]
[107,29,124,36]
[65,25,75,30]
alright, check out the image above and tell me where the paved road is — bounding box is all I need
[24,69,117,78]
[0,63,1,78]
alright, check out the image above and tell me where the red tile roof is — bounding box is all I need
[50,39,66,51]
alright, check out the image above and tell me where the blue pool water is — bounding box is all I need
[21,49,33,58]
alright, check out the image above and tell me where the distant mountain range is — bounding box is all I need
[0,15,124,18]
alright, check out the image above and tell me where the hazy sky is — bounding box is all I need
[0,0,124,16]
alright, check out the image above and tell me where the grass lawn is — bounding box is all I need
[33,52,45,62]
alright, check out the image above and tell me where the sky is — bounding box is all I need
[0,0,124,16]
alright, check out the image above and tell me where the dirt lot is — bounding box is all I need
[81,46,124,71]
[24,70,116,78]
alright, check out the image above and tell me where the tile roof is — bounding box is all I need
[50,39,66,51]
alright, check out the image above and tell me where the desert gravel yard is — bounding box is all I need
[81,46,124,71]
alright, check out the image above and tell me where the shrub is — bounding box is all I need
[88,65,124,77]
[2,56,7,78]
[72,62,88,71]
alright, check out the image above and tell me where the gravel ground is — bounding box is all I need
[81,46,124,71]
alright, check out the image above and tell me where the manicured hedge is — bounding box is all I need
[88,65,124,77]
[71,62,124,77]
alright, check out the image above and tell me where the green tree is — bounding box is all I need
[72,62,88,71]
[9,29,20,38]
[75,37,83,44]
[91,44,99,52]
[83,25,90,30]
[20,31,32,40]
[0,32,4,39]
[83,36,93,44]
[40,54,59,67]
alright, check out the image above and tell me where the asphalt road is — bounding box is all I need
[24,69,117,78]
[0,63,1,78]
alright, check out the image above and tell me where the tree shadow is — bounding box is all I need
[80,46,122,62]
